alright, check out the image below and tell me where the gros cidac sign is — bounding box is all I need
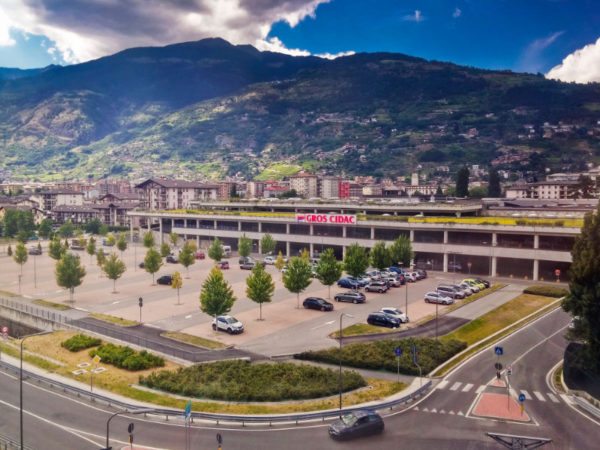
[296,214,356,225]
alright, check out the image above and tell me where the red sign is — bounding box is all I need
[555,269,561,276]
[467,262,472,268]
[296,214,356,225]
[1,326,7,334]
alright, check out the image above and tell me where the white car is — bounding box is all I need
[212,315,244,334]
[380,307,409,323]
[404,272,417,282]
[263,256,277,264]
[424,292,454,305]
[458,282,475,295]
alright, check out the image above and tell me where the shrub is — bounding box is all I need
[89,344,164,371]
[61,334,102,352]
[523,285,568,298]
[295,337,467,376]
[139,360,366,401]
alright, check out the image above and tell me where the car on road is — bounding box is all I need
[28,247,42,255]
[437,285,466,299]
[303,297,334,311]
[380,307,409,323]
[212,315,244,334]
[366,270,382,280]
[328,409,384,440]
[166,255,178,263]
[240,261,257,270]
[424,291,454,305]
[156,275,173,285]
[337,278,361,289]
[365,281,389,293]
[263,256,277,265]
[216,261,229,269]
[367,312,400,328]
[334,291,366,304]
[195,251,205,259]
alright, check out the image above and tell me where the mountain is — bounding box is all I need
[0,65,58,81]
[1,38,600,181]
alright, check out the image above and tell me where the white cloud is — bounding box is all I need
[547,37,600,83]
[314,50,355,59]
[255,36,311,57]
[403,10,424,22]
[0,0,334,63]
[516,31,564,74]
[452,8,462,18]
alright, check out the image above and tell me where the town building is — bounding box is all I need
[135,178,219,210]
[289,174,319,198]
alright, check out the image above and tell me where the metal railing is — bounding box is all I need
[0,432,34,450]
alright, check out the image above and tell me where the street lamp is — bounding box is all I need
[339,312,354,412]
[104,408,156,450]
[20,330,52,450]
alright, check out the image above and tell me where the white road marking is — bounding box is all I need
[449,411,455,415]
[461,383,474,392]
[423,407,429,412]
[436,380,449,390]
[457,411,464,416]
[311,320,336,330]
[431,408,437,413]
[112,301,120,305]
[439,410,446,414]
[533,391,546,401]
[560,394,573,404]
[74,307,88,312]
[55,290,62,293]
[145,323,161,329]
[476,385,486,394]
[449,381,462,391]
[185,315,193,319]
[414,406,419,411]
[521,390,532,400]
[23,295,32,299]
[547,393,560,403]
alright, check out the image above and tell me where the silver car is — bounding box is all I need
[424,292,454,305]
[458,282,475,295]
[380,307,409,323]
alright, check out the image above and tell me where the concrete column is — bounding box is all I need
[342,226,347,238]
[238,221,242,231]
[196,235,200,247]
[443,253,448,272]
[409,230,414,242]
[213,220,217,230]
[342,246,347,259]
[184,219,187,229]
[492,232,497,246]
[147,219,151,231]
[370,227,375,240]
[286,223,290,234]
[258,222,262,233]
[534,234,539,249]
[129,221,134,242]
[310,224,314,235]
[491,256,497,277]
[310,243,314,257]
[456,212,462,218]
[159,220,163,245]
[286,241,290,257]
[171,218,174,229]
[443,231,448,244]
[533,259,539,281]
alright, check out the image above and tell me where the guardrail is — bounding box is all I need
[0,359,431,425]
[0,432,35,450]
[0,297,71,325]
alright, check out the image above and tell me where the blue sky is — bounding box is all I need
[0,0,599,82]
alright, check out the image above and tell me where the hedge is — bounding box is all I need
[89,344,164,371]
[523,285,568,298]
[61,334,102,352]
[139,360,366,402]
[295,337,467,376]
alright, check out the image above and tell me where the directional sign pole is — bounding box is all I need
[394,347,402,383]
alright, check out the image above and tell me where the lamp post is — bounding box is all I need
[20,330,52,450]
[104,408,156,450]
[339,312,354,413]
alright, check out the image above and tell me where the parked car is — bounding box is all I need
[448,262,462,272]
[138,262,145,269]
[382,276,402,287]
[388,266,406,274]
[366,270,382,280]
[216,261,229,269]
[365,281,389,293]
[240,261,257,270]
[281,265,288,273]
[462,278,486,290]
[28,235,39,241]
[239,256,252,265]
[303,297,334,311]
[404,272,417,282]
[449,284,471,296]
[263,256,277,265]
[195,251,205,259]
[212,315,244,334]
[166,255,178,264]
[457,283,474,295]
[328,409,384,440]
[415,269,428,279]
[367,312,400,328]
[346,276,368,287]
[156,275,173,285]
[380,307,409,323]
[337,278,361,289]
[437,285,466,299]
[424,291,454,305]
[334,291,366,303]
[28,247,42,255]
[473,277,490,288]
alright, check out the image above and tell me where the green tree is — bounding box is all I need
[142,231,155,248]
[370,241,391,271]
[343,243,370,279]
[172,271,183,305]
[86,237,96,262]
[106,234,116,246]
[389,235,413,267]
[469,186,488,198]
[275,251,285,271]
[160,242,171,258]
[577,174,596,199]
[7,244,12,257]
[314,248,343,299]
[282,256,313,308]
[13,242,28,275]
[183,240,197,253]
[238,233,252,258]
[64,238,69,249]
[246,263,275,320]
[38,219,53,239]
[563,205,600,373]
[178,246,195,278]
[83,218,102,234]
[2,209,18,237]
[16,230,29,244]
[48,237,66,260]
[435,184,443,196]
[98,224,109,236]
[55,253,86,303]
[455,166,470,197]
[116,233,128,257]
[103,253,126,293]
[78,235,87,248]
[488,168,501,197]
[96,248,106,275]
[169,232,179,248]
[58,221,75,238]
[200,267,236,319]
[208,238,225,263]
[300,248,310,261]
[144,248,163,284]
[260,233,276,255]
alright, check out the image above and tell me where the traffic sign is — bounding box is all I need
[138,297,143,308]
[394,347,402,357]
[494,346,503,356]
[467,262,472,268]
[507,365,512,376]
[555,269,561,276]
[494,362,503,371]
[519,393,526,403]
[92,355,101,365]
[127,423,134,434]
[1,326,7,334]
[184,400,192,420]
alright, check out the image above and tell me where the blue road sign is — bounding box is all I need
[395,347,402,357]
[519,393,526,403]
[184,400,192,420]
[494,346,503,356]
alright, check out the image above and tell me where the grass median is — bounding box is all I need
[33,299,71,310]
[90,313,138,327]
[160,331,226,350]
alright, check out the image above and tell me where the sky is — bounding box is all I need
[0,0,599,83]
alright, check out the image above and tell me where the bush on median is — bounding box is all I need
[89,344,164,371]
[523,285,568,298]
[295,337,467,376]
[61,334,102,352]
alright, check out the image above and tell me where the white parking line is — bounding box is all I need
[436,380,449,390]
[461,383,474,392]
[449,381,462,391]
[533,391,546,401]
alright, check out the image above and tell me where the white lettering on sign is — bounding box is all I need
[296,214,356,225]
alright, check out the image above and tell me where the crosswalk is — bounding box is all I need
[435,381,562,403]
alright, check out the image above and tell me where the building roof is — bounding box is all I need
[135,178,220,189]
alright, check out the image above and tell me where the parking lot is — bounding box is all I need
[0,240,481,356]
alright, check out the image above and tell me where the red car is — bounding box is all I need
[196,251,205,259]
[217,261,229,269]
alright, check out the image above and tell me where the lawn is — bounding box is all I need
[160,331,226,350]
[33,299,71,310]
[90,313,138,327]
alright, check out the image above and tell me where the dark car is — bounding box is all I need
[195,251,205,259]
[474,277,490,288]
[334,291,366,303]
[28,247,42,255]
[415,269,428,279]
[367,312,400,328]
[303,297,334,311]
[337,278,360,289]
[166,255,178,263]
[156,275,173,285]
[216,261,229,269]
[365,281,389,293]
[138,262,145,269]
[328,409,384,440]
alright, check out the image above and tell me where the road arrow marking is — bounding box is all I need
[423,407,429,412]
[414,406,419,411]
[185,315,193,319]
[521,390,532,400]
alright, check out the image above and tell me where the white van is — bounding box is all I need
[222,245,232,258]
